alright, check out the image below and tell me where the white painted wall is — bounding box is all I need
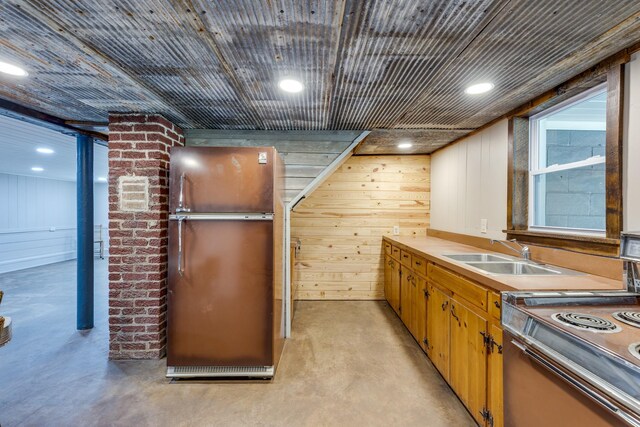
[431,51,640,238]
[431,120,509,239]
[94,182,109,256]
[0,173,76,273]
[0,174,108,274]
[624,52,640,231]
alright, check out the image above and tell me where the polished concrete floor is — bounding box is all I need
[0,260,474,426]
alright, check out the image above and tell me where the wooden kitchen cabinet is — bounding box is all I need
[384,255,392,305]
[487,323,504,427]
[391,245,401,259]
[382,240,505,427]
[489,291,502,321]
[400,249,413,267]
[426,282,450,381]
[429,263,488,311]
[390,258,401,315]
[450,297,488,426]
[412,274,428,350]
[400,266,413,328]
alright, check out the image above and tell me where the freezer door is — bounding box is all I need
[169,147,275,214]
[167,219,274,366]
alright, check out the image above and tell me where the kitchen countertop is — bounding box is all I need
[384,235,624,293]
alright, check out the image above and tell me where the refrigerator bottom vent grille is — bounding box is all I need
[167,365,274,378]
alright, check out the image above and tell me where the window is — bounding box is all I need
[507,62,624,256]
[529,85,607,235]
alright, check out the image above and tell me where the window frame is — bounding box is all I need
[527,83,608,236]
[506,62,624,257]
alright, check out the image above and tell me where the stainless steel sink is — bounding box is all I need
[466,261,561,275]
[443,253,582,276]
[444,253,512,263]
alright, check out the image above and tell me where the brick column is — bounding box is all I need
[108,114,184,359]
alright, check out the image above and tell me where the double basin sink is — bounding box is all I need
[444,253,580,276]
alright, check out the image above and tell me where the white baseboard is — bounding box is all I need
[0,251,76,274]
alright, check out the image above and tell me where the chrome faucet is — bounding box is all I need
[490,238,531,261]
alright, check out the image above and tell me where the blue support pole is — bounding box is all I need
[77,134,94,330]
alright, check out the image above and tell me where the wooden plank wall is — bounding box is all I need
[291,155,431,300]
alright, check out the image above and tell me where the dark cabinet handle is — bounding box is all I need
[441,300,449,311]
[494,301,501,309]
[424,289,430,298]
[490,337,503,354]
[415,261,422,266]
[450,304,459,322]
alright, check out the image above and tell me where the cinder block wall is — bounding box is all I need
[543,129,606,229]
[107,114,183,359]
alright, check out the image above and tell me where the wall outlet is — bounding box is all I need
[480,219,488,234]
[393,225,400,235]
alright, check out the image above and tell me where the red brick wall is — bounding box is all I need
[108,114,184,359]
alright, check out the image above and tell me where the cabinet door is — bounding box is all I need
[390,259,401,315]
[488,323,504,427]
[413,275,428,350]
[426,283,450,381]
[400,267,413,327]
[450,298,488,426]
[384,255,392,305]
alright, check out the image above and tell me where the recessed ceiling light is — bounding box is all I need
[398,142,413,149]
[97,177,107,182]
[31,167,44,172]
[465,82,494,95]
[0,61,28,77]
[278,79,304,93]
[36,147,54,154]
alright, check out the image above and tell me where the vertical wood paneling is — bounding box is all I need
[291,155,430,300]
[624,52,640,231]
[431,120,508,239]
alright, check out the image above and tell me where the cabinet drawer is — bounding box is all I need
[384,241,392,256]
[391,245,401,259]
[412,255,427,277]
[428,263,487,311]
[489,291,501,320]
[400,250,413,267]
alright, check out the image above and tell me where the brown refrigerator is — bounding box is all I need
[166,147,285,378]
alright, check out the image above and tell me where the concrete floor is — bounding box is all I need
[0,260,474,427]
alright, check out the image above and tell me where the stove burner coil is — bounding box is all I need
[551,312,622,333]
[630,343,640,361]
[612,311,640,328]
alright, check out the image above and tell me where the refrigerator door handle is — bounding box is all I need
[178,216,185,276]
[176,173,191,213]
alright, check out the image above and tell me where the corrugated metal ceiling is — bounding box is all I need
[1,0,639,152]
